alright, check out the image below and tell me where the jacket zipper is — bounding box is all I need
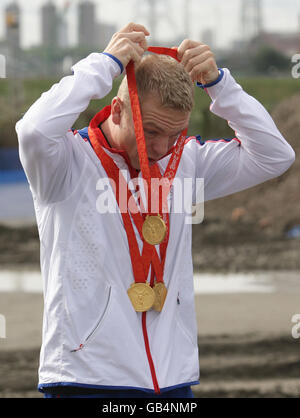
[142,270,160,394]
[70,286,111,352]
[70,286,160,394]
[142,312,160,394]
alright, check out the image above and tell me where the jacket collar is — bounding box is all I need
[88,105,139,178]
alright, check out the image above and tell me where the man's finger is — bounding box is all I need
[125,39,145,64]
[177,39,203,61]
[180,45,210,67]
[119,32,148,51]
[119,22,150,36]
[183,50,213,73]
[189,59,216,82]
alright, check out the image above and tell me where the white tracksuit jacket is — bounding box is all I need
[16,53,295,394]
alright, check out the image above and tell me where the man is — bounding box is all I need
[16,23,294,398]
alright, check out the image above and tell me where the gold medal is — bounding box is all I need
[152,282,168,312]
[142,215,167,245]
[127,282,155,312]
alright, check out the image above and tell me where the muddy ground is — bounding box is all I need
[0,218,299,272]
[1,334,300,398]
[1,290,300,399]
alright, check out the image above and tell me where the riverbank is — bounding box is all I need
[1,334,300,398]
[1,291,300,398]
[1,221,300,272]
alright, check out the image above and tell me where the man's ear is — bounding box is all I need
[111,97,124,125]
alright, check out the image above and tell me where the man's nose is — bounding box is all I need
[150,138,169,158]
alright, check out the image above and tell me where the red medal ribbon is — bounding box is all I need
[147,46,180,62]
[89,47,187,287]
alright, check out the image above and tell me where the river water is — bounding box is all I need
[1,183,300,295]
[0,183,35,225]
[0,270,299,294]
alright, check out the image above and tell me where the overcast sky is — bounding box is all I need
[0,0,299,50]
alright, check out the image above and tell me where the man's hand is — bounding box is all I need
[104,23,149,68]
[177,40,219,85]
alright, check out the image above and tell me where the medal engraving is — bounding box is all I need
[127,282,155,312]
[153,282,168,312]
[142,215,167,245]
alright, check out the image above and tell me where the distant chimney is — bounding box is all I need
[78,1,97,48]
[5,1,20,51]
[41,1,58,47]
[298,12,300,51]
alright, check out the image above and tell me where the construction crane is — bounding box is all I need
[134,0,177,44]
[183,0,191,39]
[240,0,263,43]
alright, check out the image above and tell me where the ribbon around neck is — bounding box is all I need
[125,46,186,215]
[89,46,188,287]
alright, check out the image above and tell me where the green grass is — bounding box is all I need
[1,76,300,147]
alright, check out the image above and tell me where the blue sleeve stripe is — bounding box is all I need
[196,68,224,89]
[204,137,241,145]
[76,127,93,148]
[101,52,124,74]
[207,137,232,142]
[195,137,241,146]
[195,134,205,145]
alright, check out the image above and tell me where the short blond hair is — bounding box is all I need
[118,54,194,112]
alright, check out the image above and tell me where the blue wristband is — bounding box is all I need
[101,52,124,75]
[196,68,224,89]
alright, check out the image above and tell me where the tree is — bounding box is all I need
[252,46,290,74]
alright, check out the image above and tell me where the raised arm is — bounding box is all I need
[16,23,149,203]
[178,40,295,201]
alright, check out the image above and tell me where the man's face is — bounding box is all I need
[119,94,190,170]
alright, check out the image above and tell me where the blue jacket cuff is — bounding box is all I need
[101,52,124,75]
[196,68,224,89]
